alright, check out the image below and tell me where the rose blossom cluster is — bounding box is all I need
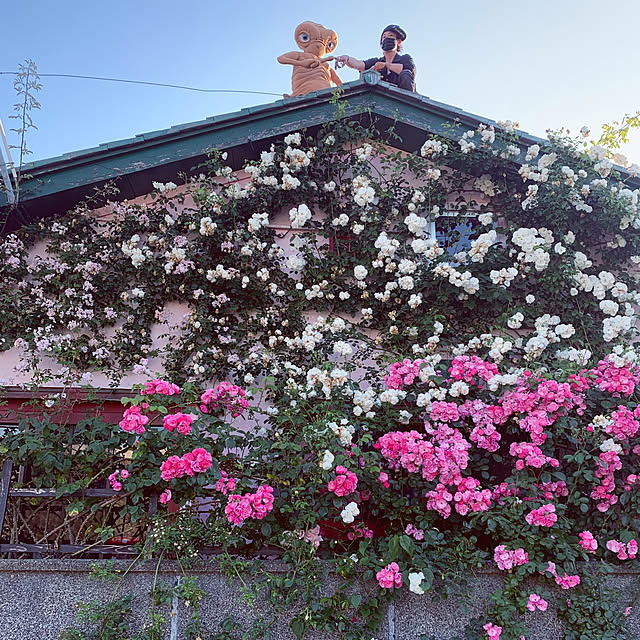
[214,470,238,495]
[527,593,548,612]
[448,355,499,386]
[525,503,557,527]
[591,450,622,512]
[376,562,402,589]
[141,379,180,396]
[605,405,640,440]
[458,399,502,452]
[483,622,502,639]
[327,465,358,497]
[545,561,580,589]
[377,425,491,519]
[606,538,638,560]
[493,545,529,571]
[579,530,598,552]
[119,406,149,434]
[200,381,249,417]
[225,484,275,525]
[591,356,640,396]
[108,468,130,491]
[163,412,194,435]
[384,358,427,390]
[405,524,425,540]
[509,442,559,471]
[160,447,213,481]
[499,377,585,446]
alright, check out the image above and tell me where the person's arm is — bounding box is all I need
[373,61,403,75]
[334,55,365,71]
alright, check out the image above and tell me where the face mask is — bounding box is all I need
[381,37,396,51]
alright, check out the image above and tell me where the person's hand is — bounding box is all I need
[372,61,387,72]
[334,55,349,64]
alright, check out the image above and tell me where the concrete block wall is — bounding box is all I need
[0,559,639,639]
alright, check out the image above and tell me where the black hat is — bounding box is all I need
[381,24,407,41]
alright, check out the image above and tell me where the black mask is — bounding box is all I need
[381,37,396,51]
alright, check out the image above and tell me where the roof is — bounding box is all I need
[1,76,633,230]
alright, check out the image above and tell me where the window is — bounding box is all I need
[430,212,481,257]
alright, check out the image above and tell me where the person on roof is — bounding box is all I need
[334,24,416,92]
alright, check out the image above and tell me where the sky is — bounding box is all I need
[1,0,639,167]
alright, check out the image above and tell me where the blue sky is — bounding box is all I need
[1,0,639,164]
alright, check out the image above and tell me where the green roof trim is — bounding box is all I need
[2,78,635,229]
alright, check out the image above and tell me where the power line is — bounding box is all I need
[0,71,282,97]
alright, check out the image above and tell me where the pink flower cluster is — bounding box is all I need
[328,466,358,497]
[376,562,402,589]
[493,545,529,571]
[591,356,640,396]
[545,562,580,589]
[119,406,149,434]
[591,450,622,512]
[500,378,585,446]
[141,379,180,396]
[510,442,559,471]
[535,481,568,500]
[384,358,427,390]
[525,503,557,527]
[346,524,374,541]
[108,468,130,492]
[458,400,502,452]
[453,477,492,516]
[159,489,172,504]
[377,425,491,519]
[405,524,425,540]
[214,470,237,495]
[160,447,213,481]
[163,412,194,435]
[430,401,460,423]
[378,471,390,488]
[606,539,638,560]
[483,622,502,639]
[200,381,249,417]
[225,485,275,525]
[376,427,468,483]
[606,406,640,440]
[527,593,548,612]
[579,531,598,553]
[448,355,499,385]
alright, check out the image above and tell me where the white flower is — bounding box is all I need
[284,132,301,146]
[408,572,425,595]
[600,300,619,316]
[526,294,535,304]
[333,341,353,356]
[199,216,218,236]
[321,450,335,470]
[289,203,312,228]
[340,501,360,524]
[398,275,415,290]
[555,323,575,339]
[600,438,622,454]
[507,312,524,329]
[354,265,368,280]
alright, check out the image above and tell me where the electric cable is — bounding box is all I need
[0,71,282,97]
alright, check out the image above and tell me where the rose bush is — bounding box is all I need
[2,105,640,638]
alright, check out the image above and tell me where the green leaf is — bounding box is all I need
[290,618,305,639]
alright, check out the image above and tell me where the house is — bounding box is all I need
[2,76,640,640]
